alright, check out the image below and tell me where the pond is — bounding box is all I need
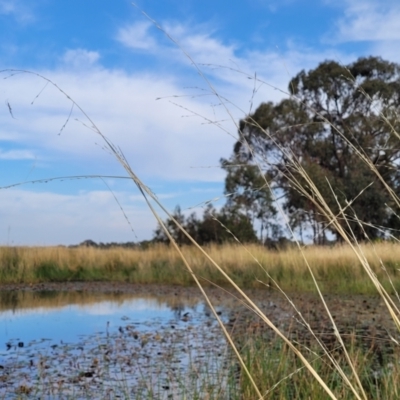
[0,289,235,399]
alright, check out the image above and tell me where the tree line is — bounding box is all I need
[80,56,399,247]
[154,56,400,246]
[153,204,259,245]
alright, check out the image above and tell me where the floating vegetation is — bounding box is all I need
[0,295,235,399]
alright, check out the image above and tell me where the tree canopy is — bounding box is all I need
[153,204,258,246]
[227,56,400,243]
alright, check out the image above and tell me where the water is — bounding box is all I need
[0,297,203,345]
[0,290,233,399]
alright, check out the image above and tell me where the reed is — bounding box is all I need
[0,243,399,295]
[238,331,400,400]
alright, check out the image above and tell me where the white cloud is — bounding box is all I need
[0,149,35,160]
[165,23,237,64]
[0,31,356,185]
[61,49,101,70]
[0,64,234,182]
[117,20,354,100]
[0,24,362,245]
[0,188,155,245]
[330,0,400,42]
[116,21,157,50]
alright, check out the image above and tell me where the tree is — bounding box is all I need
[153,205,191,245]
[153,204,258,245]
[220,157,278,242]
[230,56,400,242]
[199,204,258,244]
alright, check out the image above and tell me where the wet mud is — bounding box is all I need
[226,290,400,378]
[0,283,233,399]
[1,282,398,357]
[0,282,399,398]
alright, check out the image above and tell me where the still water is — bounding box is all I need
[0,290,233,399]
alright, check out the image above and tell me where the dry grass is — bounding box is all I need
[0,242,399,294]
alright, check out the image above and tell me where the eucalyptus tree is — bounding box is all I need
[220,157,278,243]
[226,56,400,242]
[153,204,258,245]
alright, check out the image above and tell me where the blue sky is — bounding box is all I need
[0,0,398,245]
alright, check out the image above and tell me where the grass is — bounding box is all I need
[2,17,400,398]
[0,242,399,294]
[237,332,400,400]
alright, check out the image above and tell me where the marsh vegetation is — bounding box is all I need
[0,242,399,295]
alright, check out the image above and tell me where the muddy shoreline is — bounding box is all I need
[0,281,396,330]
[0,282,233,399]
[1,282,399,365]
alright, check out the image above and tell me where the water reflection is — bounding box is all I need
[0,290,232,399]
[0,296,199,346]
[0,289,201,314]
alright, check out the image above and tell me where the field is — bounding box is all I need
[0,242,399,295]
[2,240,400,398]
[1,241,400,398]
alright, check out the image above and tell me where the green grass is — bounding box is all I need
[237,332,400,399]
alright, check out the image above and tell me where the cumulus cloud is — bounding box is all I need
[116,20,352,105]
[164,23,237,64]
[0,58,239,183]
[0,188,155,245]
[329,0,400,42]
[116,21,158,50]
[0,22,360,244]
[0,31,355,184]
[61,49,101,70]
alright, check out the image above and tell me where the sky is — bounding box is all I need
[0,0,399,246]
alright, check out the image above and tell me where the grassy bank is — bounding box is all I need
[0,242,399,294]
[238,332,400,400]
